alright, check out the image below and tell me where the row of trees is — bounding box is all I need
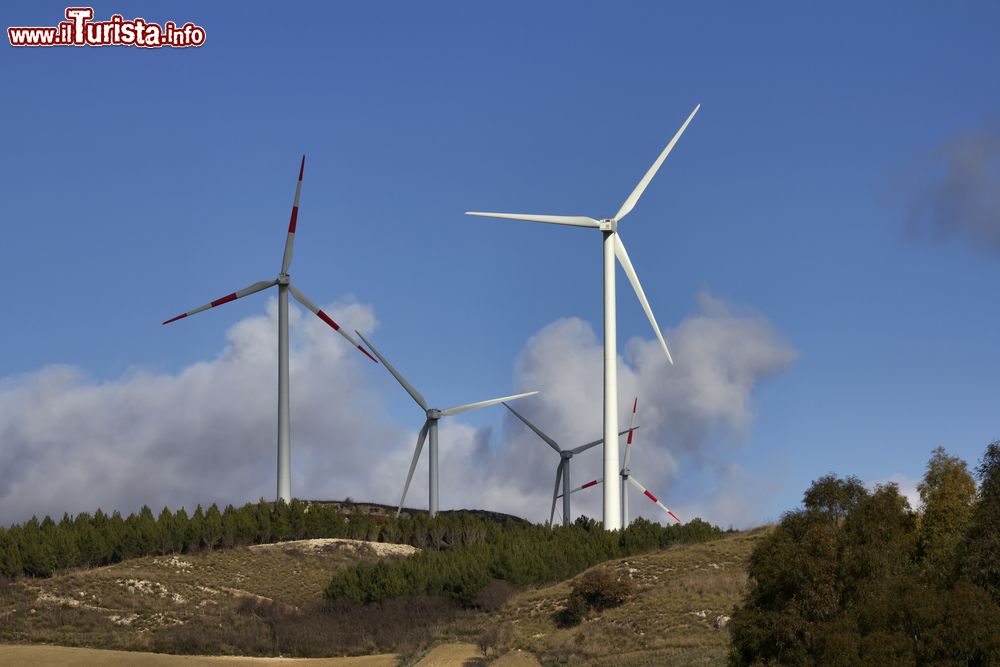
[325,515,723,605]
[728,442,1000,665]
[0,499,533,579]
[0,498,721,583]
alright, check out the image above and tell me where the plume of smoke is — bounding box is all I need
[909,118,1000,252]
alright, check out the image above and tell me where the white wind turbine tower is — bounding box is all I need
[163,156,377,504]
[502,402,636,527]
[355,331,538,518]
[467,105,699,529]
[562,397,681,525]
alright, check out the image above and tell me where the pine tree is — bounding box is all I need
[0,529,23,578]
[203,504,223,549]
[135,505,159,555]
[157,507,176,554]
[186,505,206,551]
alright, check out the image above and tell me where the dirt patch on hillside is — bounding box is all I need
[249,538,419,559]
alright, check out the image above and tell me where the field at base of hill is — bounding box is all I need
[0,642,543,666]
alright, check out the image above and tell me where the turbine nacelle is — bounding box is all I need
[161,154,376,503]
[355,331,538,518]
[466,105,700,528]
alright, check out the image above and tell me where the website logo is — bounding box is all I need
[8,7,206,48]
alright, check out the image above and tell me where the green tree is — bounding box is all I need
[960,440,1000,603]
[802,473,867,520]
[203,504,223,549]
[157,507,176,554]
[186,505,205,551]
[0,529,23,577]
[917,447,976,581]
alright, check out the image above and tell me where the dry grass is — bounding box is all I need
[487,528,771,667]
[0,529,767,666]
[0,539,414,654]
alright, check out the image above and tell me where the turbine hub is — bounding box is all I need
[277,273,290,285]
[599,219,617,232]
[561,451,572,460]
[426,409,442,420]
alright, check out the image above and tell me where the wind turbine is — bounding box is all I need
[355,331,538,518]
[502,402,636,527]
[562,397,681,525]
[467,105,699,529]
[163,156,376,504]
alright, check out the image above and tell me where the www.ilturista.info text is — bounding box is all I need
[8,7,206,48]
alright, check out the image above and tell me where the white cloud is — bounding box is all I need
[494,292,798,528]
[0,291,796,530]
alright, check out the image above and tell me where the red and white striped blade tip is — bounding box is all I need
[314,308,378,364]
[162,291,238,325]
[626,398,637,444]
[668,511,681,523]
[287,156,305,235]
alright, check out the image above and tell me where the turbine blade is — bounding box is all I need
[466,212,600,229]
[627,476,681,523]
[280,155,305,274]
[549,460,565,526]
[503,402,560,453]
[557,478,602,498]
[440,391,539,417]
[288,285,377,363]
[615,235,673,364]
[614,104,700,222]
[623,397,638,470]
[396,420,430,517]
[162,279,276,325]
[355,331,428,410]
[569,426,638,455]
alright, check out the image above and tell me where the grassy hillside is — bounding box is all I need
[0,523,765,665]
[0,538,419,655]
[488,527,770,666]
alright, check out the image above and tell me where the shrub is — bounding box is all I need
[570,567,632,611]
[475,579,516,612]
[557,592,590,627]
[477,623,511,657]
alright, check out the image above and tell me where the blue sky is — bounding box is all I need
[2,1,999,526]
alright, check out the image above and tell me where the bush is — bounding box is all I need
[557,592,590,627]
[477,623,511,657]
[570,568,632,611]
[475,578,516,612]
